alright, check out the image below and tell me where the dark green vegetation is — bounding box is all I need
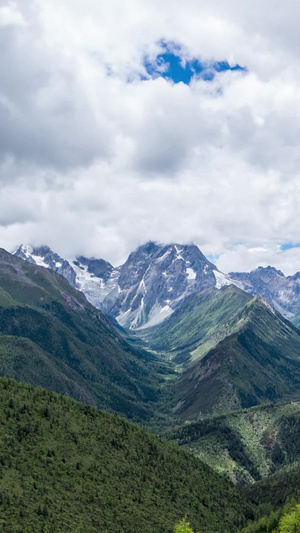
[0,378,252,533]
[245,462,300,511]
[240,500,300,533]
[139,286,300,420]
[3,248,300,532]
[168,401,300,485]
[0,249,166,422]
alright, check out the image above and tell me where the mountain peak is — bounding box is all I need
[14,244,77,287]
[256,265,284,277]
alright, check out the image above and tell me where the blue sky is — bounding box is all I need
[144,41,245,84]
[281,243,300,251]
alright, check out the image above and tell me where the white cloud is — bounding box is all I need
[1,0,300,273]
[0,2,26,27]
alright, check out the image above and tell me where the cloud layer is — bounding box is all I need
[1,0,300,273]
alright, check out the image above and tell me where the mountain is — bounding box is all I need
[229,266,300,328]
[15,244,77,287]
[14,242,232,329]
[168,400,300,486]
[139,286,300,420]
[0,377,252,533]
[14,243,300,330]
[138,285,252,363]
[0,248,163,422]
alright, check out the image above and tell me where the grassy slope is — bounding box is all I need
[0,378,252,533]
[172,296,300,419]
[0,249,164,422]
[139,286,252,363]
[168,401,300,485]
[135,285,300,422]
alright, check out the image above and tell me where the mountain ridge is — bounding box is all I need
[13,242,233,329]
[135,284,300,420]
[14,241,300,329]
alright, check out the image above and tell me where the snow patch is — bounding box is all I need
[156,250,171,262]
[116,309,131,326]
[137,304,173,329]
[186,267,196,280]
[174,245,184,260]
[31,254,48,269]
[19,244,33,257]
[213,270,232,289]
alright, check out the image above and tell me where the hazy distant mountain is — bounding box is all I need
[229,266,300,328]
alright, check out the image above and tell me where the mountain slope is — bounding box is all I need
[108,241,221,328]
[0,248,162,422]
[138,285,252,363]
[0,377,252,533]
[174,296,300,419]
[137,285,300,419]
[168,401,300,485]
[244,461,300,510]
[15,243,300,330]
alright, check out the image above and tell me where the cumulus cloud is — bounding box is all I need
[1,0,300,273]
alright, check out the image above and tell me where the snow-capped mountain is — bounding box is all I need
[14,242,231,329]
[14,245,120,312]
[15,242,300,330]
[106,241,227,328]
[229,266,300,326]
[15,245,77,287]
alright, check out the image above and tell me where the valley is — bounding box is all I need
[1,242,300,531]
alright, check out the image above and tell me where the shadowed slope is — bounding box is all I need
[0,249,162,422]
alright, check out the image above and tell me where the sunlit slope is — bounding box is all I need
[175,296,300,418]
[139,285,300,419]
[139,285,252,362]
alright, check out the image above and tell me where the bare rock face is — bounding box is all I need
[229,266,300,326]
[14,245,77,287]
[109,242,220,329]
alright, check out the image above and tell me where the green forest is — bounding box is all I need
[0,378,252,533]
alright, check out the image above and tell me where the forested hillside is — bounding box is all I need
[168,401,300,484]
[0,378,252,533]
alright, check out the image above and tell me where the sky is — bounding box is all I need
[1,1,300,274]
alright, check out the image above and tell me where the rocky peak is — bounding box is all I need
[14,245,77,287]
